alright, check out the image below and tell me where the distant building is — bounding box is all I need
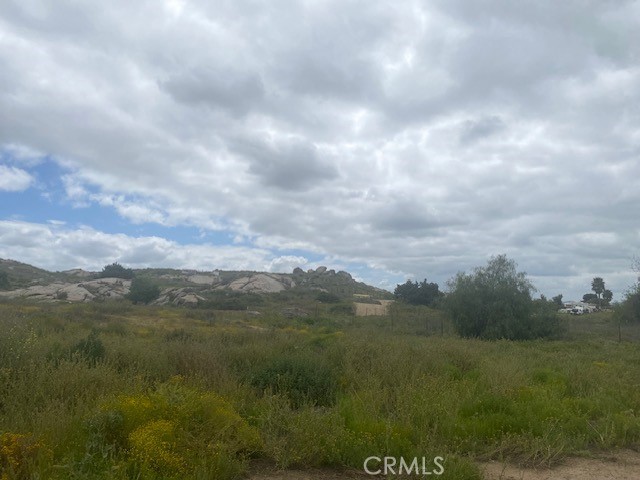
[561,301,598,315]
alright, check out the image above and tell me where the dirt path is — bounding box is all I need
[248,451,640,479]
[481,450,640,479]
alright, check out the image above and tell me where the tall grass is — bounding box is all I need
[1,302,640,479]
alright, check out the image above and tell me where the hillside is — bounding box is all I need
[0,258,392,306]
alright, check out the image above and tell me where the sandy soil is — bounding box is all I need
[481,450,640,480]
[248,451,640,479]
[353,300,393,316]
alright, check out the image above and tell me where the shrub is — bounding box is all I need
[615,283,640,324]
[127,277,160,305]
[71,331,105,366]
[250,353,340,408]
[394,279,442,306]
[316,292,341,303]
[99,262,135,279]
[87,379,261,477]
[445,255,559,340]
[0,271,10,290]
[0,433,45,480]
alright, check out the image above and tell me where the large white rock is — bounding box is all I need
[228,273,287,293]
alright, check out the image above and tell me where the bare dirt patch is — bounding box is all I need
[354,300,393,316]
[247,462,368,480]
[481,450,640,480]
[247,451,640,479]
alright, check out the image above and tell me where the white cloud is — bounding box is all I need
[0,220,320,275]
[0,165,33,191]
[0,1,639,300]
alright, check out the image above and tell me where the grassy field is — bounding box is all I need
[1,301,640,479]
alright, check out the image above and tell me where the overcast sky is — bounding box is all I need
[1,0,639,300]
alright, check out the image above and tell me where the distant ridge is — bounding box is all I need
[0,258,392,305]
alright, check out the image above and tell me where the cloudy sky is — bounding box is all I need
[1,0,639,300]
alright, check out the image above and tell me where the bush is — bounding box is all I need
[71,331,106,366]
[445,255,558,340]
[615,283,640,324]
[0,432,46,479]
[127,277,160,305]
[99,262,134,280]
[88,379,261,478]
[0,271,10,290]
[394,279,442,306]
[250,353,340,408]
[316,292,341,303]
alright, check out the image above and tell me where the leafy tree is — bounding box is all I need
[591,277,605,299]
[585,277,612,307]
[552,294,563,309]
[100,262,135,279]
[394,279,442,306]
[615,284,640,324]
[444,255,558,340]
[602,289,613,307]
[0,271,9,290]
[127,277,160,304]
[614,259,640,323]
[583,293,598,304]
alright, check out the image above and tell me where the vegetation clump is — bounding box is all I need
[99,262,135,280]
[0,271,9,291]
[250,352,340,408]
[0,432,45,480]
[88,378,261,478]
[616,283,640,324]
[127,277,161,304]
[445,255,559,340]
[71,331,105,366]
[394,278,442,306]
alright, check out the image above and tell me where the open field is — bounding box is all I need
[2,301,640,479]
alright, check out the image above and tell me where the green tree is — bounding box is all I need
[614,259,640,323]
[100,262,135,279]
[127,277,160,304]
[615,284,640,324]
[583,293,598,304]
[444,255,558,340]
[551,294,563,309]
[602,289,613,307]
[591,277,605,299]
[394,279,442,306]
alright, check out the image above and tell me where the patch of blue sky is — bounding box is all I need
[0,160,237,246]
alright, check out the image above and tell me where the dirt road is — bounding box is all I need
[248,450,640,479]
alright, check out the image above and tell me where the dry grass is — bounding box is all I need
[353,300,392,316]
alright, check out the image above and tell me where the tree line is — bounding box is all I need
[394,255,640,340]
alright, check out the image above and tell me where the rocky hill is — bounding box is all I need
[0,258,391,306]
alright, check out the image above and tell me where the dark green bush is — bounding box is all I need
[316,292,341,303]
[127,277,160,305]
[445,255,559,340]
[615,284,640,324]
[71,331,106,366]
[250,353,339,408]
[99,262,135,279]
[0,270,10,290]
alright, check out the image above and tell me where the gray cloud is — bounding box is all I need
[1,0,639,300]
[235,136,339,190]
[161,67,265,115]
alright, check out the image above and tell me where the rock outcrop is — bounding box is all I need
[0,278,132,303]
[229,273,293,293]
[0,259,392,306]
[153,287,205,307]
